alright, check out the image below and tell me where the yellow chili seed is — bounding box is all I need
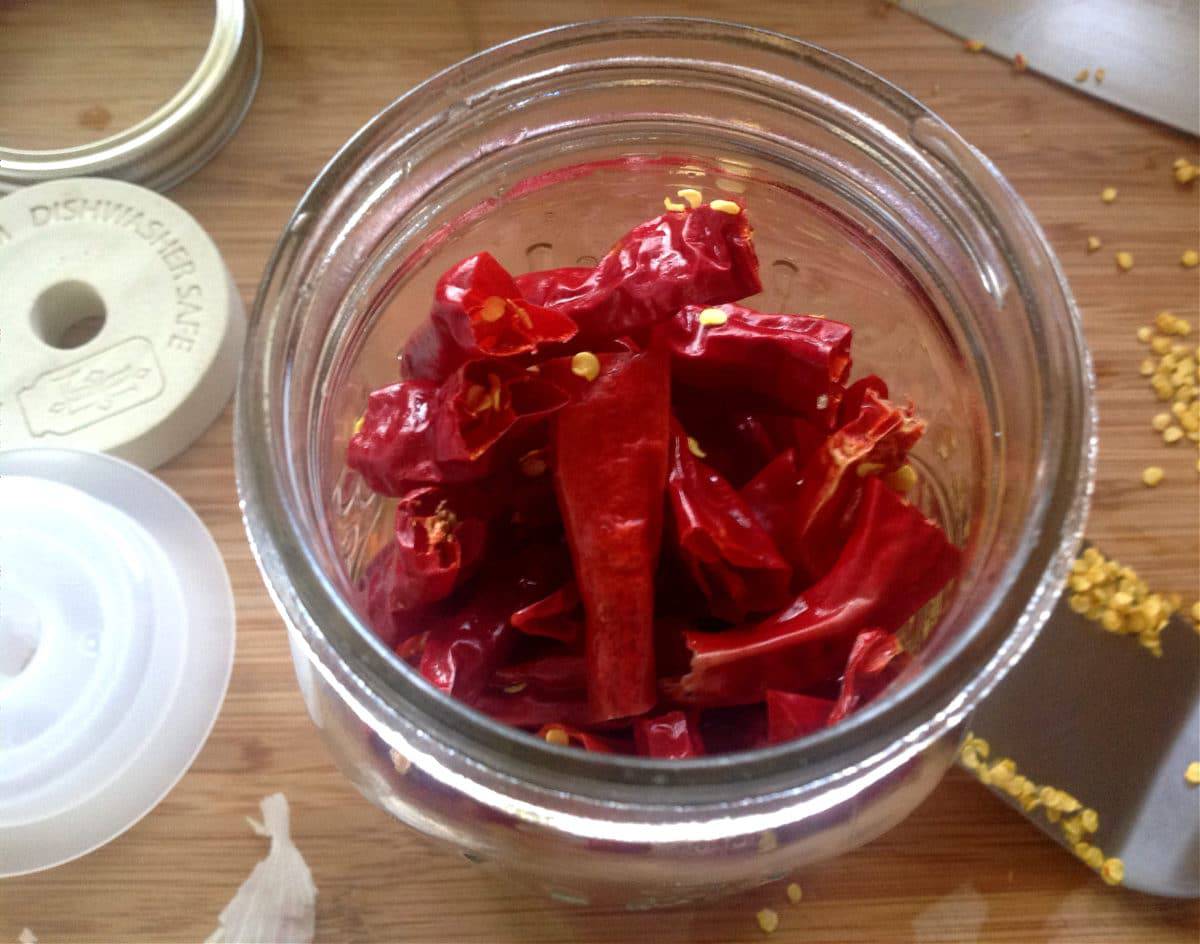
[1137,326,1153,343]
[1140,358,1157,377]
[1094,68,1106,83]
[1100,610,1122,632]
[1176,164,1198,184]
[352,414,365,436]
[710,199,742,215]
[503,682,527,694]
[1151,336,1173,355]
[1084,847,1105,870]
[687,436,707,459]
[698,306,729,327]
[677,188,703,209]
[1101,858,1125,886]
[1185,762,1200,785]
[1079,808,1099,833]
[1151,413,1171,431]
[964,38,985,52]
[543,727,570,746]
[756,908,780,934]
[786,882,803,905]
[1115,251,1133,271]
[663,196,686,212]
[1110,591,1133,610]
[1142,466,1165,486]
[1076,68,1091,82]
[1100,185,1117,202]
[1163,425,1184,444]
[520,450,548,478]
[570,351,601,382]
[1087,235,1101,253]
[479,295,507,323]
[1183,250,1199,268]
[885,463,918,493]
[1069,594,1090,614]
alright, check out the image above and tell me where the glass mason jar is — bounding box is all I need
[235,18,1094,907]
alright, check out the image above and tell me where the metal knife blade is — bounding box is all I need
[904,0,1200,135]
[963,579,1200,898]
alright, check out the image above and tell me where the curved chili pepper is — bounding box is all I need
[402,252,578,381]
[633,710,705,758]
[765,690,834,744]
[419,543,568,702]
[347,360,570,493]
[657,304,851,427]
[826,628,909,725]
[553,344,672,720]
[671,478,960,706]
[785,385,925,581]
[514,204,761,343]
[665,421,792,622]
[510,581,582,643]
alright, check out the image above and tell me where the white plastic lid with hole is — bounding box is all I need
[0,177,244,470]
[0,447,236,877]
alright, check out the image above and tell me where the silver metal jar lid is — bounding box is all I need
[0,0,261,194]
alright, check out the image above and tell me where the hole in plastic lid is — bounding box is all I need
[31,280,107,349]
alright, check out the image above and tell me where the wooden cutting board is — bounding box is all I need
[1,1,1197,941]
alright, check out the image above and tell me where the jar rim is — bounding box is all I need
[236,16,1095,805]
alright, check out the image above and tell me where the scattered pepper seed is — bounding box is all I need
[1087,235,1101,252]
[964,38,985,52]
[1101,186,1117,203]
[687,436,707,459]
[663,196,686,212]
[677,187,703,209]
[885,463,917,493]
[698,306,729,327]
[1075,68,1090,82]
[1115,251,1133,271]
[503,682,527,694]
[479,295,507,323]
[1183,250,1199,268]
[1094,67,1106,83]
[1137,326,1153,343]
[1176,163,1198,185]
[1163,426,1185,444]
[543,727,570,746]
[756,908,780,934]
[1100,857,1125,885]
[570,350,601,382]
[1141,466,1164,486]
[1186,762,1200,785]
[785,882,803,904]
[352,414,365,436]
[709,199,742,214]
[519,449,548,478]
[1013,52,1028,71]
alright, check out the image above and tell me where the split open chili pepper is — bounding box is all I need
[827,628,910,725]
[515,203,761,343]
[657,304,851,426]
[553,343,671,721]
[671,478,960,706]
[633,710,705,758]
[347,359,570,493]
[782,385,925,581]
[665,421,792,622]
[402,251,578,382]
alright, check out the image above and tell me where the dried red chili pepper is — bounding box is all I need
[347,360,569,493]
[826,629,910,725]
[510,581,582,643]
[553,344,672,720]
[665,421,792,622]
[657,304,851,426]
[784,385,925,581]
[515,204,761,343]
[633,710,706,758]
[672,478,960,706]
[765,691,834,744]
[402,251,577,381]
[739,448,803,560]
[419,544,568,702]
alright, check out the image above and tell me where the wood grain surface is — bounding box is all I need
[2,2,1198,942]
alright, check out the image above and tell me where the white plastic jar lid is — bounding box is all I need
[0,177,245,470]
[0,447,236,877]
